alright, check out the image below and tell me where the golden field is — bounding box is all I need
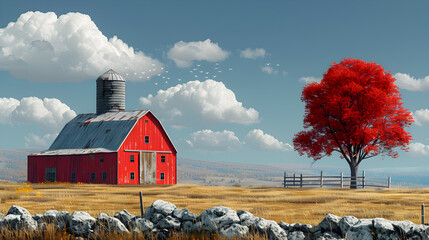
[1,182,429,226]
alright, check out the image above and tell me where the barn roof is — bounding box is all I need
[31,148,114,156]
[48,110,150,151]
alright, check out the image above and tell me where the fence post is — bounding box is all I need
[139,191,144,217]
[388,177,391,188]
[300,174,303,188]
[284,172,286,188]
[340,172,343,188]
[362,170,365,189]
[293,173,296,187]
[422,204,425,225]
[320,171,323,188]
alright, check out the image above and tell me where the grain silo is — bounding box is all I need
[96,69,126,115]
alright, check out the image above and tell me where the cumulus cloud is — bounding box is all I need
[409,142,429,156]
[240,48,266,59]
[299,76,322,84]
[413,109,429,126]
[0,11,163,82]
[261,66,277,75]
[140,79,259,127]
[0,97,76,132]
[244,129,292,152]
[167,39,229,68]
[186,130,242,152]
[394,73,429,91]
[25,133,57,149]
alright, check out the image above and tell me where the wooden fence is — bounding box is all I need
[283,171,391,188]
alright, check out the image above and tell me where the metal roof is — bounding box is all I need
[49,110,149,151]
[97,69,125,81]
[30,148,114,156]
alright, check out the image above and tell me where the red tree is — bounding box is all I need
[293,58,413,188]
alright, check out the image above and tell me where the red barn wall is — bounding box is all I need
[118,112,177,185]
[27,153,117,184]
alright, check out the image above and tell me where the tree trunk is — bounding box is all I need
[349,163,359,189]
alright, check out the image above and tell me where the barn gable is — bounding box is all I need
[49,110,149,151]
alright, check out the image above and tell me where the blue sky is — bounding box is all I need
[0,1,428,174]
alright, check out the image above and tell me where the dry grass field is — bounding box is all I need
[1,181,429,226]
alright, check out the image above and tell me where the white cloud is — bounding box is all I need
[409,142,429,156]
[244,129,292,152]
[140,79,259,127]
[299,76,322,84]
[261,66,277,75]
[0,97,76,132]
[167,39,229,68]
[394,73,429,91]
[0,11,163,82]
[186,129,242,152]
[413,109,429,126]
[25,133,57,149]
[240,48,266,59]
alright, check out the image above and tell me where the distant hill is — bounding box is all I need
[0,149,37,182]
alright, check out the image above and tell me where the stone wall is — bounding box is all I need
[1,200,428,240]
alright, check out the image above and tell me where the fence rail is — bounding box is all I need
[283,171,391,189]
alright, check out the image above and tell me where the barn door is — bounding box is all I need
[140,152,156,184]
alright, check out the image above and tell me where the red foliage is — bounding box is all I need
[293,58,413,168]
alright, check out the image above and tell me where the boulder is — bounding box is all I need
[144,200,176,218]
[191,222,203,232]
[339,216,358,236]
[151,213,165,224]
[69,211,96,237]
[373,218,398,240]
[2,205,38,231]
[42,210,58,223]
[316,232,343,240]
[290,222,314,233]
[278,221,289,231]
[237,210,259,227]
[156,216,181,231]
[391,220,418,237]
[318,213,341,235]
[114,209,138,230]
[135,218,155,233]
[96,213,129,234]
[255,218,277,233]
[172,208,187,220]
[268,223,288,240]
[182,211,199,222]
[56,211,70,229]
[288,230,306,240]
[345,219,374,240]
[220,223,249,239]
[182,221,193,233]
[200,206,240,232]
[33,214,45,230]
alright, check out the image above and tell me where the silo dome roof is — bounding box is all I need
[97,69,125,81]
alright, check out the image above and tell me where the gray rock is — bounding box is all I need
[339,216,359,236]
[255,218,277,233]
[288,230,306,240]
[316,232,343,240]
[182,221,193,233]
[391,220,417,236]
[237,210,259,227]
[220,223,249,239]
[290,222,314,233]
[268,222,288,240]
[278,221,289,231]
[151,213,165,224]
[191,222,203,232]
[172,208,187,220]
[373,218,398,240]
[182,211,199,222]
[69,211,96,237]
[146,200,176,217]
[156,216,181,231]
[96,213,129,234]
[318,213,341,234]
[43,210,58,223]
[200,206,240,232]
[33,214,45,230]
[56,211,70,229]
[114,209,138,230]
[135,218,155,233]
[345,219,374,240]
[2,205,38,231]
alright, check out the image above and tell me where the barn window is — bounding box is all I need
[100,157,104,163]
[130,155,134,162]
[91,172,96,180]
[161,156,165,163]
[160,172,165,180]
[130,172,135,180]
[45,167,56,182]
[145,136,149,144]
[102,172,107,180]
[71,173,76,183]
[145,119,148,123]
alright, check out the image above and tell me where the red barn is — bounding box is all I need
[27,70,177,184]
